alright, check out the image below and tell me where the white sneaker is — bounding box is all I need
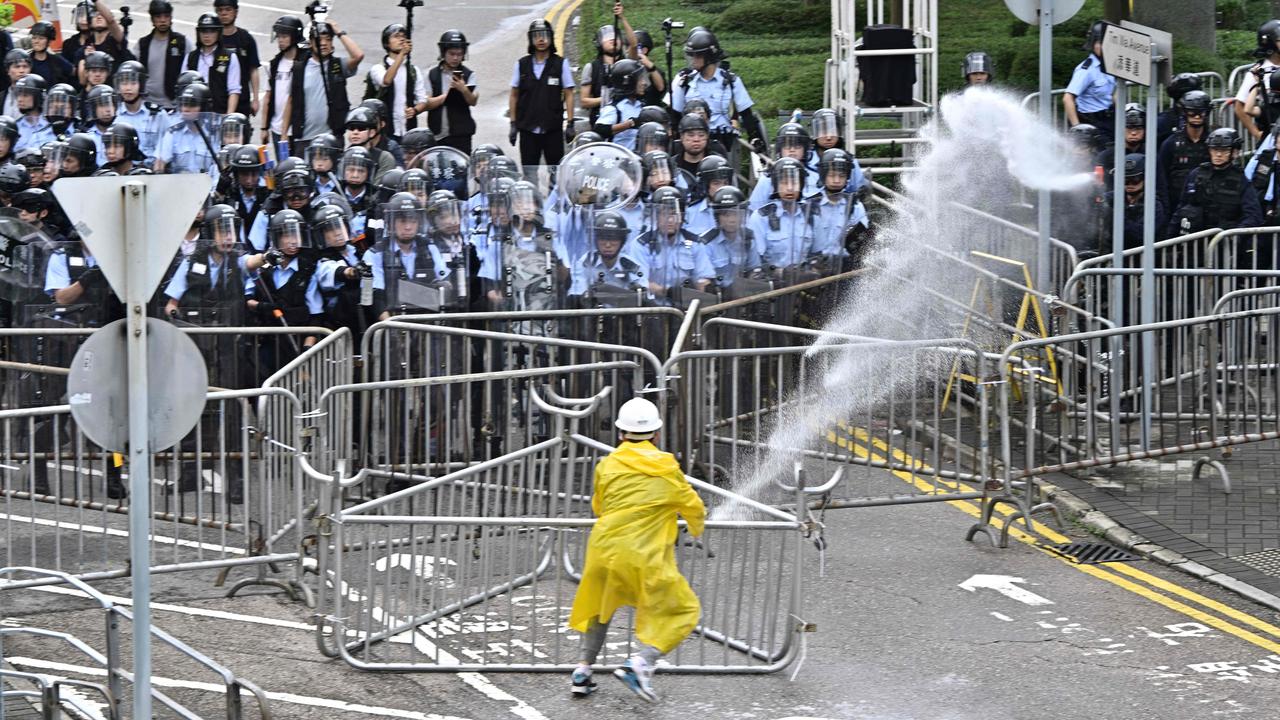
[613,657,657,702]
[570,667,596,697]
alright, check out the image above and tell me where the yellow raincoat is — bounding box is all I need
[568,440,707,653]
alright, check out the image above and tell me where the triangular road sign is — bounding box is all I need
[51,175,210,300]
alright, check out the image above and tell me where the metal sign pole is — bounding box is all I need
[1036,4,1054,295]
[1110,80,1127,450]
[123,180,154,720]
[1140,46,1159,450]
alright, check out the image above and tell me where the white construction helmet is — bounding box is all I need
[615,397,663,434]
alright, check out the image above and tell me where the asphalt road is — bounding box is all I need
[5,456,1280,719]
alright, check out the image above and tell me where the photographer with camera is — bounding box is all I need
[367,22,427,142]
[579,2,638,125]
[306,11,364,140]
[671,27,766,160]
[423,30,477,154]
[1238,19,1280,142]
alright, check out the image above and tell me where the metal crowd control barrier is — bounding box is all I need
[997,308,1280,530]
[0,567,273,719]
[1,387,304,593]
[314,386,814,674]
[668,317,1003,543]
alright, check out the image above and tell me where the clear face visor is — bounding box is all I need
[700,167,733,192]
[651,198,683,234]
[637,133,668,155]
[427,200,463,235]
[822,162,850,190]
[204,214,242,250]
[306,144,338,168]
[221,118,247,145]
[773,166,803,195]
[401,174,430,197]
[271,219,306,251]
[529,29,552,44]
[341,158,371,184]
[593,226,626,255]
[811,113,839,140]
[646,162,673,188]
[388,208,424,241]
[43,144,66,175]
[72,4,96,27]
[777,134,810,154]
[313,216,350,248]
[19,87,45,110]
[104,134,132,155]
[114,70,142,95]
[179,97,204,117]
[713,204,746,230]
[90,92,116,112]
[510,186,541,222]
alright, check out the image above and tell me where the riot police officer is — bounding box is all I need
[156,81,219,177]
[425,189,481,311]
[568,209,646,303]
[249,209,324,375]
[1104,153,1166,251]
[1158,89,1212,209]
[1064,21,1115,135]
[699,185,763,298]
[101,122,145,174]
[749,123,818,210]
[1169,129,1264,236]
[633,185,712,306]
[963,51,993,86]
[748,157,815,276]
[1158,72,1202,145]
[314,202,372,335]
[684,155,734,236]
[595,59,646,150]
[366,191,444,319]
[807,147,870,270]
[671,27,766,158]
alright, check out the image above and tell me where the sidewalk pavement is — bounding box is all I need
[1046,438,1280,602]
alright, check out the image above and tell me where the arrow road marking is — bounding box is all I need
[959,574,1055,606]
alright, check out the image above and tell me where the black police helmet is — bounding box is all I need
[345,106,379,130]
[1167,72,1203,100]
[649,184,686,211]
[1119,153,1145,179]
[708,185,746,211]
[0,163,30,194]
[148,0,173,15]
[609,59,646,95]
[683,27,723,62]
[1082,20,1107,51]
[1259,19,1280,53]
[84,51,113,71]
[402,128,436,157]
[1180,90,1212,114]
[678,112,709,135]
[273,15,304,43]
[66,133,97,168]
[0,116,17,144]
[29,21,56,39]
[593,209,628,241]
[1206,128,1242,150]
[231,144,264,170]
[438,29,468,55]
[11,187,53,212]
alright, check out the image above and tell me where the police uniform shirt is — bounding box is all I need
[164,253,252,301]
[806,154,869,193]
[15,113,54,152]
[547,205,592,268]
[246,210,272,252]
[478,227,553,281]
[86,125,108,163]
[195,47,243,97]
[684,198,716,237]
[43,249,98,295]
[748,171,821,212]
[1065,54,1115,114]
[809,192,868,257]
[1246,133,1278,203]
[117,103,171,164]
[671,68,754,133]
[366,244,445,290]
[157,120,220,179]
[748,201,814,268]
[701,229,761,285]
[569,248,647,296]
[638,233,714,292]
[2,88,17,118]
[248,255,324,314]
[597,97,643,150]
[507,57,576,135]
[317,244,361,291]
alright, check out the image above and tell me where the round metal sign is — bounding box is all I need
[1003,0,1085,25]
[67,318,209,453]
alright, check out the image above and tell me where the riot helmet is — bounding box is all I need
[774,122,812,159]
[648,185,685,238]
[642,150,676,190]
[269,208,308,253]
[609,59,647,96]
[963,51,993,84]
[1082,20,1106,52]
[818,148,853,191]
[103,122,143,163]
[311,203,351,249]
[64,133,97,176]
[385,191,425,244]
[527,19,556,54]
[113,60,147,100]
[220,113,249,145]
[425,189,463,236]
[769,157,806,200]
[683,27,723,65]
[696,155,734,193]
[402,128,436,159]
[306,133,342,173]
[202,203,242,253]
[0,163,30,195]
[1167,72,1202,101]
[635,122,671,155]
[14,75,46,112]
[438,29,468,59]
[638,105,671,128]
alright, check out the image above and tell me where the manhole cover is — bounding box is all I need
[1044,542,1140,564]
[1232,548,1280,578]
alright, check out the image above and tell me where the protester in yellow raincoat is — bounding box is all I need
[567,396,706,703]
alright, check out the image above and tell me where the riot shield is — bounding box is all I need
[704,208,769,301]
[411,146,470,199]
[556,143,643,211]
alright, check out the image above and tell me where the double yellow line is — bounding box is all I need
[826,424,1280,654]
[545,0,588,49]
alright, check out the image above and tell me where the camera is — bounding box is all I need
[305,0,329,23]
[662,17,685,31]
[119,5,132,29]
[398,0,424,8]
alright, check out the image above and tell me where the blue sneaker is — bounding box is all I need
[613,657,657,702]
[570,667,596,697]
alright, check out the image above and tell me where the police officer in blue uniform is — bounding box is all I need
[569,209,646,303]
[156,82,219,180]
[807,148,870,271]
[671,27,766,159]
[749,157,815,276]
[114,59,171,165]
[633,185,713,306]
[595,59,646,151]
[1064,21,1116,137]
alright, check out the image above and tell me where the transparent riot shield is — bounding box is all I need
[426,197,479,312]
[2,218,60,408]
[379,215,454,315]
[27,240,121,331]
[556,143,643,211]
[410,146,471,200]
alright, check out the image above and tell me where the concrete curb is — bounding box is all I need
[1038,480,1280,613]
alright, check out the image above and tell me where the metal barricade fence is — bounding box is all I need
[0,567,273,719]
[998,307,1280,509]
[316,387,812,673]
[668,318,1003,541]
[1,387,303,592]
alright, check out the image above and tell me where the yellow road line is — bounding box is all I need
[826,425,1280,652]
[547,0,587,48]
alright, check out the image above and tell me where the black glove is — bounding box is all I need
[564,121,576,144]
[257,301,280,321]
[355,261,374,278]
[750,137,767,155]
[261,248,285,268]
[508,122,518,146]
[77,265,104,289]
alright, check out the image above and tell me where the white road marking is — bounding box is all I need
[6,657,474,720]
[1,513,246,555]
[989,611,1013,622]
[959,574,1054,606]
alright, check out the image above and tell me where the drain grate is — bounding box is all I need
[1232,548,1280,578]
[1045,542,1140,564]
